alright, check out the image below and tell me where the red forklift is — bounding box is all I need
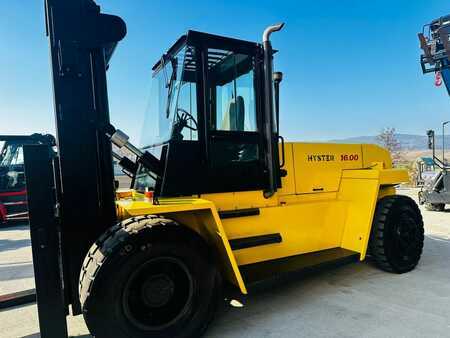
[0,134,55,225]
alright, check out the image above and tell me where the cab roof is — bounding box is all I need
[151,30,261,72]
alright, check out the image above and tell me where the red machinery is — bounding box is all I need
[0,135,54,225]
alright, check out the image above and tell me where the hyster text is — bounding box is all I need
[307,154,335,162]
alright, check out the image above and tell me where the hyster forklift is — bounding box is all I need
[0,134,54,224]
[26,1,424,337]
[418,15,450,211]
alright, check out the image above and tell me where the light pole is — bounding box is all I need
[442,121,450,165]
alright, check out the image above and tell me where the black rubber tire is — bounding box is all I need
[425,203,445,211]
[79,215,221,338]
[369,195,424,273]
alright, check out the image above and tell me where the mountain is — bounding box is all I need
[330,133,450,151]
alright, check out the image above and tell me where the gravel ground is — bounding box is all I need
[0,188,450,337]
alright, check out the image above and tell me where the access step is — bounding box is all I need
[239,247,359,284]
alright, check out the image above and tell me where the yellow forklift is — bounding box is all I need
[25,1,424,337]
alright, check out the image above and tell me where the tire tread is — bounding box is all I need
[79,215,171,308]
[369,195,424,273]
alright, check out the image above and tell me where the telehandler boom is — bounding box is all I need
[25,1,424,337]
[418,14,450,92]
[417,15,450,211]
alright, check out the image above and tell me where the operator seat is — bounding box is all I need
[221,96,245,131]
[216,96,256,164]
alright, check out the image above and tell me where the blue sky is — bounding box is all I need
[1,0,450,144]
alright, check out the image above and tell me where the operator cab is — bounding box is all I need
[0,135,55,193]
[136,30,282,197]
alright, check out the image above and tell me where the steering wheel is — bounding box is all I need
[175,108,198,131]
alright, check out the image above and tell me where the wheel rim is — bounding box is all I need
[390,211,421,267]
[122,256,194,331]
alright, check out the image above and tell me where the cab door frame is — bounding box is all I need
[193,33,267,193]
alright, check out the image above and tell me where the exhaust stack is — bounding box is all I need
[263,23,285,43]
[262,23,284,198]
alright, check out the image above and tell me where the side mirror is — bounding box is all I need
[273,72,283,132]
[427,129,435,150]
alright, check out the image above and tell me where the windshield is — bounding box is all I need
[141,46,197,148]
[0,143,23,167]
[135,45,198,192]
[141,45,198,148]
[0,143,25,192]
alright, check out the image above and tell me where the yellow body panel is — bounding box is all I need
[221,197,347,265]
[116,142,408,293]
[292,143,364,193]
[338,173,380,258]
[361,144,393,168]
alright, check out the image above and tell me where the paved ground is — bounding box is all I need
[1,188,450,337]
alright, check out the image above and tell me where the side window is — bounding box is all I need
[207,49,260,168]
[208,49,257,132]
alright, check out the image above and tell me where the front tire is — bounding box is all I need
[369,195,424,273]
[79,216,221,338]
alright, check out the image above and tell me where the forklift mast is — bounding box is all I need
[41,0,126,313]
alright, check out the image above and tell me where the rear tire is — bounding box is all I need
[369,195,424,273]
[79,215,221,338]
[425,203,445,211]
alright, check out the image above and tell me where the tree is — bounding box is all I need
[376,127,403,165]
